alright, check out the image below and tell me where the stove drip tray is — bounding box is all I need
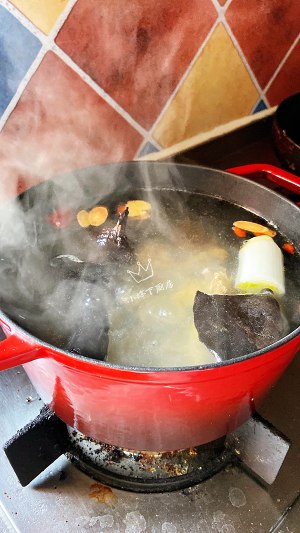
[67,429,231,493]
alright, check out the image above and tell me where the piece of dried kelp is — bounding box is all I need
[193,291,287,360]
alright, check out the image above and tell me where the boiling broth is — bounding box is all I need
[0,190,299,367]
[104,191,300,367]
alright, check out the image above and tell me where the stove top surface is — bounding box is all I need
[0,356,299,533]
[1,114,300,532]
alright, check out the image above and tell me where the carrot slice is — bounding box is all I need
[88,206,108,227]
[76,210,90,228]
[48,209,73,229]
[282,243,295,254]
[117,205,126,215]
[233,221,276,238]
[232,226,247,238]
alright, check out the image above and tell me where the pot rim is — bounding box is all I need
[1,162,300,373]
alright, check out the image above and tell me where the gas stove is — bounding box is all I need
[1,357,299,532]
[1,113,300,532]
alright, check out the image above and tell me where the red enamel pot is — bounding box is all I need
[0,162,299,452]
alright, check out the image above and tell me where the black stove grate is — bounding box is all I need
[3,403,290,493]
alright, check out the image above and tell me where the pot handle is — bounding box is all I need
[227,164,300,196]
[0,324,42,371]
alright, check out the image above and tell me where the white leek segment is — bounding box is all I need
[235,235,285,295]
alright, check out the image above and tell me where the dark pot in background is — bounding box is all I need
[273,92,300,174]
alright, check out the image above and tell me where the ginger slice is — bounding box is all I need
[76,209,90,228]
[233,220,276,238]
[88,206,108,227]
[118,200,151,220]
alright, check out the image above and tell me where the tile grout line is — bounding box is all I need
[0,0,79,132]
[139,0,225,151]
[249,95,268,115]
[48,0,150,141]
[223,0,235,10]
[2,0,292,153]
[0,0,147,141]
[47,0,78,41]
[0,0,148,141]
[263,33,300,94]
[262,33,300,108]
[221,16,264,100]
[145,137,161,150]
[211,0,264,100]
[0,0,265,151]
[148,0,265,143]
[133,140,149,160]
[146,0,259,147]
[52,44,148,138]
[0,0,46,42]
[263,94,271,108]
[0,0,78,43]
[144,0,237,152]
[133,136,161,160]
[137,135,161,151]
[210,0,227,14]
[0,46,47,132]
[147,16,220,140]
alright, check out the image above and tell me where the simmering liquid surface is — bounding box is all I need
[0,190,299,367]
[107,236,232,367]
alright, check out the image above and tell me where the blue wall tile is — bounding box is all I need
[138,141,159,157]
[252,99,267,114]
[0,6,41,116]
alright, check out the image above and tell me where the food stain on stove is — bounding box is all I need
[124,511,147,533]
[89,482,118,506]
[212,510,236,533]
[74,514,115,530]
[228,486,246,508]
[161,522,177,533]
[137,449,191,476]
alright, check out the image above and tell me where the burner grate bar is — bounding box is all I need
[4,405,69,486]
[227,414,290,485]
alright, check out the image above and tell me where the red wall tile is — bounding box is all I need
[56,0,217,129]
[267,42,300,106]
[0,52,142,196]
[226,0,300,88]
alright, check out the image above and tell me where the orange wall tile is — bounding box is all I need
[0,0,299,169]
[10,0,69,34]
[154,24,259,148]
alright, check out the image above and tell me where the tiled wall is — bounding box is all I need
[0,0,299,193]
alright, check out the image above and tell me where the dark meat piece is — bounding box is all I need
[94,227,135,264]
[92,205,135,264]
[193,291,287,360]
